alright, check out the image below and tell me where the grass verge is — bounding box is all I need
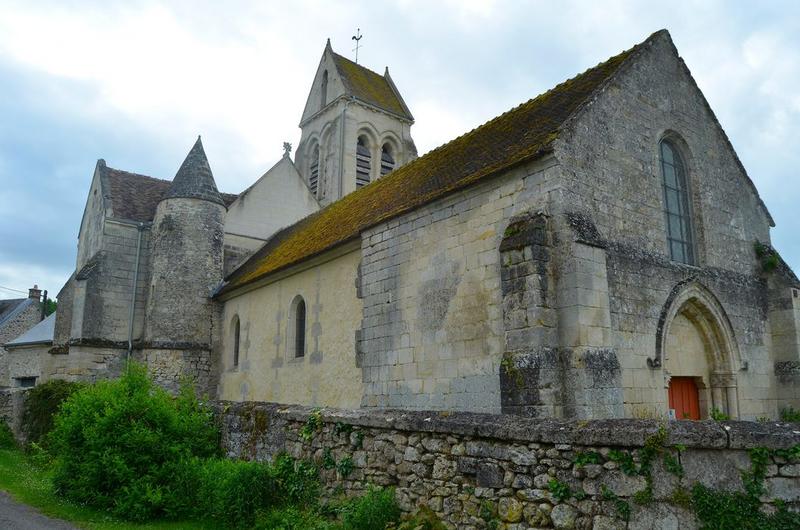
[0,449,213,530]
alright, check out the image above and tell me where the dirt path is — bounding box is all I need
[0,491,78,530]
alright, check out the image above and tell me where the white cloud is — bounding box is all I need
[0,0,798,273]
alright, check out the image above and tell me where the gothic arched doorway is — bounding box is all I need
[657,282,740,419]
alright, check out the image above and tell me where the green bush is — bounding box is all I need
[340,486,401,530]
[389,505,447,530]
[161,453,320,528]
[48,363,219,521]
[780,407,800,422]
[255,506,334,530]
[21,379,83,446]
[0,420,15,449]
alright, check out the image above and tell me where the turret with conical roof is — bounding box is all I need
[144,138,226,390]
[164,137,225,205]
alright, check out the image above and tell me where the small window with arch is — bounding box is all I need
[231,315,241,367]
[356,136,371,188]
[380,143,395,176]
[660,139,695,265]
[290,296,306,358]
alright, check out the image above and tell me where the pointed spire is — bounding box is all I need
[165,136,224,205]
[325,38,332,50]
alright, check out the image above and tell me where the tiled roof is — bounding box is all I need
[331,52,413,121]
[6,312,54,347]
[0,298,29,326]
[102,162,236,223]
[165,137,224,205]
[219,33,649,295]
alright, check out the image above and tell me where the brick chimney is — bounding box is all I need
[28,284,42,300]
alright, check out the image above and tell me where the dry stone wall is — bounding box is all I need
[217,401,800,529]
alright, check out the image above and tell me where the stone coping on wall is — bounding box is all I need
[215,401,800,450]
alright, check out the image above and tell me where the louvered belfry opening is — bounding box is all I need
[380,144,395,176]
[309,144,320,196]
[356,136,371,188]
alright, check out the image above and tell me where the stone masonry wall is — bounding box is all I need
[218,401,800,529]
[358,157,561,413]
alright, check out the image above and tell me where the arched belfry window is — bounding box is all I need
[309,143,320,196]
[356,136,371,188]
[291,296,306,358]
[660,140,694,265]
[232,315,240,367]
[380,143,395,176]
[320,70,328,109]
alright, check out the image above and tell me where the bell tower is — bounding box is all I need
[294,40,417,206]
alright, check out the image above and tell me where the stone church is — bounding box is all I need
[10,30,800,421]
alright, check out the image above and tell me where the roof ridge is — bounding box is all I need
[106,166,169,184]
[403,37,647,167]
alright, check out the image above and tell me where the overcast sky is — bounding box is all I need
[0,0,798,300]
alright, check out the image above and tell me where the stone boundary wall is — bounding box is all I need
[0,387,30,440]
[216,401,800,529]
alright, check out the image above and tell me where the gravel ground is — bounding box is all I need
[0,491,78,530]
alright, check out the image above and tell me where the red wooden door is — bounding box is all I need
[668,377,700,420]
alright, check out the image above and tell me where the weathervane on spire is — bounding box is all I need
[352,28,363,64]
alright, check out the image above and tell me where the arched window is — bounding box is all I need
[320,70,328,109]
[380,143,395,176]
[660,140,694,265]
[309,143,320,196]
[292,297,306,358]
[356,136,371,188]
[232,316,240,367]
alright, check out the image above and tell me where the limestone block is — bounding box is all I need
[681,449,750,492]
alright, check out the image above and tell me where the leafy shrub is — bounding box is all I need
[21,379,83,446]
[780,407,800,422]
[710,408,730,421]
[165,457,278,528]
[389,505,447,530]
[48,363,219,521]
[255,506,333,530]
[340,486,401,530]
[0,420,15,449]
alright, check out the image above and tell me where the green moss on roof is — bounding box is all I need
[332,52,412,120]
[221,36,649,295]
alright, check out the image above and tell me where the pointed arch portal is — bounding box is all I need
[651,281,742,419]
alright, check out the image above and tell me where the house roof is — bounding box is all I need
[5,312,54,347]
[219,32,650,296]
[101,160,237,223]
[331,51,414,121]
[0,298,36,328]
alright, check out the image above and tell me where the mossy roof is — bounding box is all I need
[331,52,413,120]
[220,34,650,296]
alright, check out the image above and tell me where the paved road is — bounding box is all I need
[0,491,78,530]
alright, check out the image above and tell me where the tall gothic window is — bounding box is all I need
[660,140,694,265]
[292,296,306,358]
[309,144,320,196]
[380,143,395,176]
[356,136,371,188]
[232,316,240,367]
[320,70,328,109]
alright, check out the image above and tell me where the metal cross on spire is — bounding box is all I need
[352,28,363,64]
